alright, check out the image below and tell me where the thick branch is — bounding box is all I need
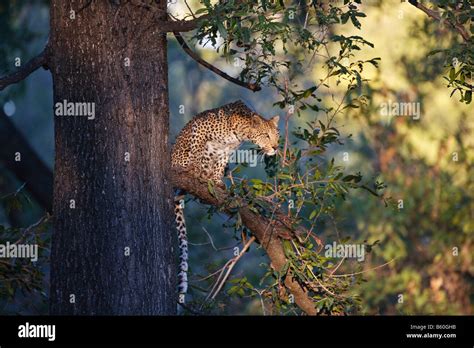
[170,167,318,315]
[173,32,261,92]
[0,48,49,91]
[408,0,470,42]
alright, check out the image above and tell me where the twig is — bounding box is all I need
[281,79,292,166]
[184,0,197,19]
[14,213,51,246]
[210,236,256,300]
[0,48,49,91]
[312,274,337,297]
[329,258,397,278]
[202,227,218,251]
[173,32,261,92]
[262,205,278,249]
[194,227,237,251]
[0,182,27,200]
[195,266,229,282]
[329,257,346,276]
[248,286,267,315]
[204,259,233,304]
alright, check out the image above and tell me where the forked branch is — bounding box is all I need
[208,236,256,301]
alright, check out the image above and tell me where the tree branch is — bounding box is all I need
[407,0,470,42]
[0,48,49,91]
[170,167,318,315]
[173,32,261,92]
[157,15,210,32]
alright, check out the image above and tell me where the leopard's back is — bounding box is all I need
[171,100,254,177]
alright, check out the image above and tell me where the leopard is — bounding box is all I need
[171,100,280,299]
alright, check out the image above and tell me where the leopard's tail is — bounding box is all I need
[174,193,188,297]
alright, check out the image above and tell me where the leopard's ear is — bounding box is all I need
[251,115,263,127]
[270,115,280,126]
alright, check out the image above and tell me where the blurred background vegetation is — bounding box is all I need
[0,0,472,314]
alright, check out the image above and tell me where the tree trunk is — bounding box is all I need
[49,0,176,315]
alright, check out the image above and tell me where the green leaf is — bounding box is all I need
[194,8,208,15]
[449,68,455,80]
[216,21,228,39]
[241,27,251,43]
[277,173,293,180]
[342,173,362,183]
[465,90,472,104]
[282,240,294,258]
[302,86,317,98]
[207,181,217,198]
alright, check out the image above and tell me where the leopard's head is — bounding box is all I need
[248,114,280,156]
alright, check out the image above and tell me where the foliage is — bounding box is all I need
[0,184,50,314]
[419,0,473,103]
[186,0,379,111]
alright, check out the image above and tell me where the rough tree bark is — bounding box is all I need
[49,0,176,315]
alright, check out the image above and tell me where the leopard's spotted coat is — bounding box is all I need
[171,100,280,298]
